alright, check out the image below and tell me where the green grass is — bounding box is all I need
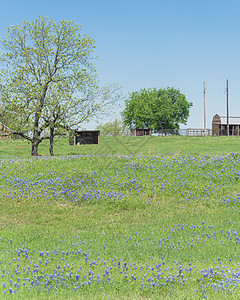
[1,135,240,157]
[0,136,240,299]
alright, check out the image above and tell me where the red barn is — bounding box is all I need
[212,114,240,136]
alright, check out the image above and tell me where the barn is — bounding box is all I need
[212,114,240,136]
[69,130,100,145]
[130,129,151,136]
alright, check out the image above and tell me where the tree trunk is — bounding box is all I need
[31,136,41,156]
[49,126,54,156]
[31,85,49,156]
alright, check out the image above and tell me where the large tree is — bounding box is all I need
[0,17,120,156]
[40,79,120,155]
[121,87,192,131]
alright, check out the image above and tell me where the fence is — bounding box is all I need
[102,129,213,137]
[153,129,212,136]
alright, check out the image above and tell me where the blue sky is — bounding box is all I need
[1,0,240,129]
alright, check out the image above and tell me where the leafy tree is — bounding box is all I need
[0,17,121,156]
[42,80,120,155]
[96,118,128,136]
[121,88,192,131]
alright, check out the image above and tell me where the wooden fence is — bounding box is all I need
[154,129,212,136]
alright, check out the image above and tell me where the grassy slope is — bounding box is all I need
[0,136,240,299]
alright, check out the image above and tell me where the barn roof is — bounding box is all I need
[219,115,240,125]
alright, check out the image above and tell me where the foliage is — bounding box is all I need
[96,118,129,136]
[122,87,193,130]
[0,17,121,156]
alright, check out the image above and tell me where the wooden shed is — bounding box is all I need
[69,130,100,145]
[212,114,240,136]
[130,129,151,136]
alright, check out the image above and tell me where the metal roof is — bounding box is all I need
[219,115,240,125]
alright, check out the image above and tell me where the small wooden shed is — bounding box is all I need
[130,129,151,136]
[212,114,240,136]
[69,130,100,145]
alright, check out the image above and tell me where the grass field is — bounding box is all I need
[1,135,240,157]
[1,136,240,299]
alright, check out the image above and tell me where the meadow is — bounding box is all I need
[1,136,240,299]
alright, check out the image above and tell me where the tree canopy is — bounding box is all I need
[0,17,121,155]
[121,87,192,131]
[96,119,128,136]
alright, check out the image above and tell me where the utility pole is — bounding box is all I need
[203,82,206,137]
[226,79,229,136]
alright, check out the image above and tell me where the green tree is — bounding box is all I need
[0,17,120,156]
[96,118,128,136]
[121,87,192,131]
[42,81,120,155]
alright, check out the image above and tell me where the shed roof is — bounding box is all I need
[74,130,100,133]
[218,115,240,125]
